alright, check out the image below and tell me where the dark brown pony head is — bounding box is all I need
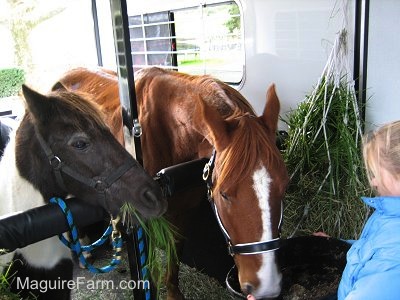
[194,81,288,298]
[16,85,166,218]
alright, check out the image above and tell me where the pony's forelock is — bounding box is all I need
[48,90,109,131]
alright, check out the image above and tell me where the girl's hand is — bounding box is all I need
[313,232,330,237]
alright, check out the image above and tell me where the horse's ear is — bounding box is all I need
[193,99,230,152]
[260,84,280,138]
[22,84,53,125]
[51,81,67,92]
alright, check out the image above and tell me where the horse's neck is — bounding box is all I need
[0,128,46,216]
[140,103,212,175]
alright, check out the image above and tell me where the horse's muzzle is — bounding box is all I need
[142,187,167,216]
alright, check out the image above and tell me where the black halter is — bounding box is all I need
[35,127,135,213]
[203,149,283,256]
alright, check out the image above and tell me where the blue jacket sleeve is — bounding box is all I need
[343,239,356,245]
[344,269,400,300]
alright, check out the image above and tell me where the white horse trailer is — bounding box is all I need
[94,0,400,131]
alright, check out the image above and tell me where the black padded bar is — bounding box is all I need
[0,198,107,252]
[156,158,209,197]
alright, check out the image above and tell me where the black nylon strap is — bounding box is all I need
[62,164,98,189]
[104,158,136,186]
[35,128,68,191]
[229,239,282,256]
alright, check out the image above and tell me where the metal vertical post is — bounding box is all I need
[91,0,103,66]
[353,0,370,126]
[109,0,143,165]
[169,12,178,70]
[109,0,154,299]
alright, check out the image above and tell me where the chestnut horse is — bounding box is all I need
[54,67,288,299]
[0,85,166,299]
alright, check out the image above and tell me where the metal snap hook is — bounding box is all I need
[111,215,121,239]
[203,164,210,181]
[133,119,142,137]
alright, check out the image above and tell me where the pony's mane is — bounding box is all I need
[55,68,124,144]
[46,90,108,131]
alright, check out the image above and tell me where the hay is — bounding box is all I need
[282,29,372,240]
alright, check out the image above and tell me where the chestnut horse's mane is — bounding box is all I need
[55,67,119,110]
[159,68,280,192]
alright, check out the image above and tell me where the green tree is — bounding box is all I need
[0,0,64,71]
[224,5,240,33]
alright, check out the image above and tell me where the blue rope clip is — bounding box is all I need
[50,197,123,273]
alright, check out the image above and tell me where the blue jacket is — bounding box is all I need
[338,196,400,300]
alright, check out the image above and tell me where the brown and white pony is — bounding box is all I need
[53,66,288,299]
[0,85,166,299]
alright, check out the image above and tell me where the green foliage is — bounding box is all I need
[140,216,179,288]
[0,260,22,300]
[224,5,240,33]
[0,68,25,98]
[3,0,65,71]
[121,203,178,291]
[282,78,371,240]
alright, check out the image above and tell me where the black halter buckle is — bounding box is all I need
[49,155,62,170]
[94,180,108,193]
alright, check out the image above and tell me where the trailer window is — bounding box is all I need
[128,1,243,84]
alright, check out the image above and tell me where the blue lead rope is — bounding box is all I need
[50,197,123,273]
[136,226,151,300]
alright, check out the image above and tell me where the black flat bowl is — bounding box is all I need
[226,236,350,299]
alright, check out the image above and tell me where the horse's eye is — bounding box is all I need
[220,191,229,201]
[72,140,89,150]
[68,133,90,151]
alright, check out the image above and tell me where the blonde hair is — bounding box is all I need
[363,120,400,191]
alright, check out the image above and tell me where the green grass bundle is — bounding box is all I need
[121,203,178,289]
[0,260,22,300]
[282,29,371,239]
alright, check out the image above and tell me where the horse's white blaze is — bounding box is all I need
[252,166,281,298]
[0,129,71,273]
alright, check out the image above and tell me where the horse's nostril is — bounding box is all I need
[141,187,167,216]
[242,282,254,295]
[144,189,158,205]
